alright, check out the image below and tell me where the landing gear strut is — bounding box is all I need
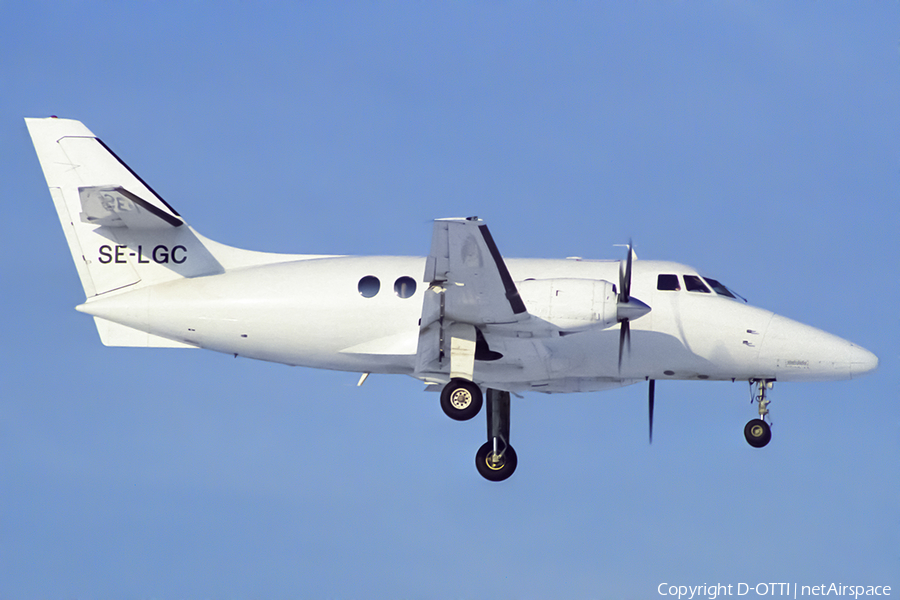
[475,389,517,481]
[744,379,773,448]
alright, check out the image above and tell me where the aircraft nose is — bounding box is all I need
[849,344,879,378]
[759,315,878,381]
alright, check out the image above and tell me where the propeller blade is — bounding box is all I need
[624,239,633,299]
[618,319,630,373]
[618,239,633,303]
[649,379,655,444]
[616,240,649,376]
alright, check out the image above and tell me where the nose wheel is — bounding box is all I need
[745,379,773,448]
[744,418,771,448]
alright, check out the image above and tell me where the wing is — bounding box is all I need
[416,218,529,381]
[422,218,527,324]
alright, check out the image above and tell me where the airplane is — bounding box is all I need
[26,116,879,481]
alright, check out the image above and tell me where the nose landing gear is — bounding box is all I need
[745,379,773,448]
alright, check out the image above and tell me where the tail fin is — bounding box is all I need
[26,117,232,299]
[27,117,323,348]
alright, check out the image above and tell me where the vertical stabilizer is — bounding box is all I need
[27,117,332,347]
[26,117,228,298]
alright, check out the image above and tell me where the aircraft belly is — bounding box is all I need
[463,332,639,393]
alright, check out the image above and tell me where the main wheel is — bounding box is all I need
[744,418,771,448]
[440,379,483,421]
[475,440,518,482]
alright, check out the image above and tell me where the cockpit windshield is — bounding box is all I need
[656,273,740,300]
[703,277,736,298]
[684,275,711,293]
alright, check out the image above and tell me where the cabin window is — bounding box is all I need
[684,275,711,293]
[394,276,416,299]
[703,277,736,298]
[358,276,380,298]
[657,274,681,291]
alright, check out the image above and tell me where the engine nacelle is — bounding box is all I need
[516,278,618,331]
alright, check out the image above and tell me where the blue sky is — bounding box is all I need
[2,2,897,598]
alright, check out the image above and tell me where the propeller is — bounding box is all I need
[648,379,655,444]
[616,240,651,372]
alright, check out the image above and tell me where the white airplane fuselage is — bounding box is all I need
[75,248,875,393]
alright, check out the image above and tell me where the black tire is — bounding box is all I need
[440,379,483,421]
[744,418,771,448]
[475,441,518,482]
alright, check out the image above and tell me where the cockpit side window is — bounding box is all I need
[703,277,736,298]
[657,274,681,291]
[684,275,711,293]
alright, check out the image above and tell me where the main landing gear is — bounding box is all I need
[440,378,483,421]
[476,389,517,481]
[744,379,773,448]
[440,381,517,481]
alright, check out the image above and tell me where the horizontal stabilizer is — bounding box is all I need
[92,317,197,348]
[79,186,183,229]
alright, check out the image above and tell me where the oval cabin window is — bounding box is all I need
[358,276,380,298]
